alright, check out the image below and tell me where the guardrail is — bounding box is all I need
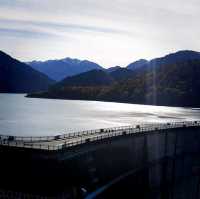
[0,121,200,151]
[0,122,159,143]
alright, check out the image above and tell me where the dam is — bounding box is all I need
[0,121,200,199]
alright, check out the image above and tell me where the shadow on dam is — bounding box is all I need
[0,124,200,199]
[88,155,200,199]
[85,127,200,199]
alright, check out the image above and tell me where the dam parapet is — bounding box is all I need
[0,121,200,199]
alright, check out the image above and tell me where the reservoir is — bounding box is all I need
[0,93,200,136]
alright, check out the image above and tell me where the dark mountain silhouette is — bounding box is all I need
[147,50,200,67]
[27,50,200,107]
[106,66,121,73]
[31,70,115,100]
[0,51,54,93]
[127,50,200,72]
[109,68,134,81]
[109,59,200,107]
[54,69,114,87]
[27,58,104,81]
[127,59,148,70]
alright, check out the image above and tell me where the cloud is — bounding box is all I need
[0,18,130,36]
[0,27,58,39]
[0,0,200,67]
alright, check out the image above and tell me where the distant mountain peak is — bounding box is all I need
[61,57,82,64]
[126,59,148,70]
[27,57,104,81]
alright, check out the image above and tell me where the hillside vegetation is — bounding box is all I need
[27,56,200,107]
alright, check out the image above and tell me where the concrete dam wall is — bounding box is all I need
[0,124,200,199]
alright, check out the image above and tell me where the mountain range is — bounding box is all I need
[0,51,54,93]
[127,50,200,73]
[27,58,103,81]
[1,49,200,107]
[27,50,200,107]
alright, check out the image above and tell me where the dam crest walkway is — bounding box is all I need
[0,121,200,151]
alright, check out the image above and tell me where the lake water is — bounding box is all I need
[0,94,200,136]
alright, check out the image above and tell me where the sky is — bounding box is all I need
[0,0,200,67]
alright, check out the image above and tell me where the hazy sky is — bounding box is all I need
[0,0,200,67]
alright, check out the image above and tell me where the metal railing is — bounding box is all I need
[0,120,200,151]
